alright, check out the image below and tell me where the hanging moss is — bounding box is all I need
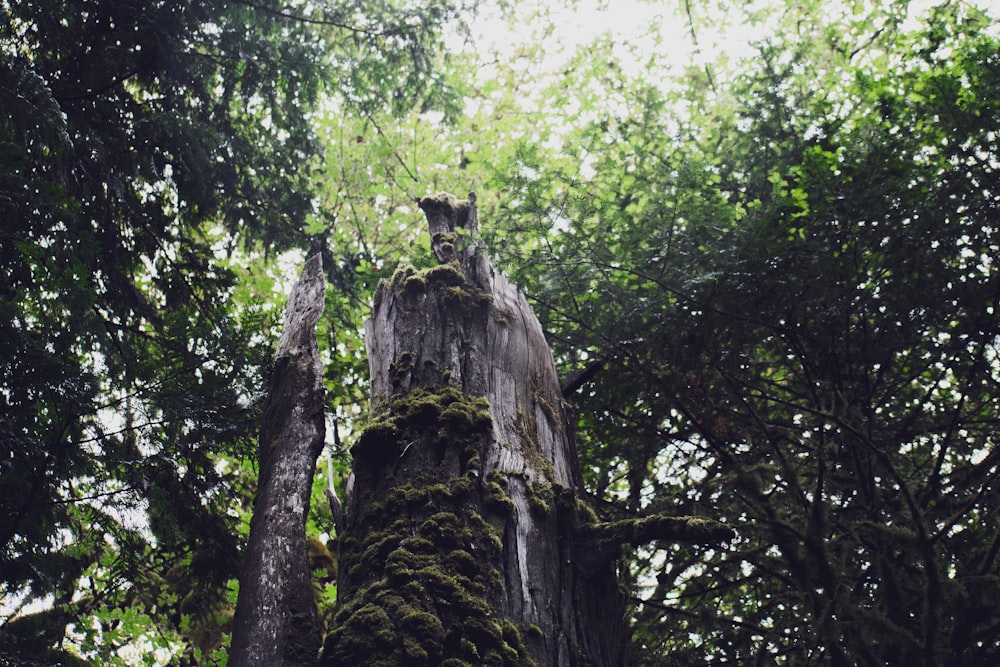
[584,514,736,546]
[328,500,535,666]
[512,410,557,480]
[354,386,490,468]
[468,511,504,553]
[531,375,564,430]
[489,302,513,324]
[419,191,473,227]
[330,602,396,657]
[552,482,599,531]
[388,257,493,315]
[449,475,474,500]
[432,231,458,256]
[484,473,516,515]
[443,284,493,312]
[389,351,414,382]
[388,265,426,301]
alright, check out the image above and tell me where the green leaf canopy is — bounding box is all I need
[485,3,1000,664]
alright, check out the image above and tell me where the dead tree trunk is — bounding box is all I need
[231,254,326,667]
[321,194,733,666]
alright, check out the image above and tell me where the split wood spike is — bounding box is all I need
[417,191,479,263]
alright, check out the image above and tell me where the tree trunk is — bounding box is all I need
[231,254,326,667]
[322,194,628,666]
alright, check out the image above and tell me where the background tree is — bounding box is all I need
[482,1,1000,664]
[0,0,474,662]
[231,254,326,667]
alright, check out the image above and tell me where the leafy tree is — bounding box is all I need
[0,0,473,662]
[481,1,1000,664]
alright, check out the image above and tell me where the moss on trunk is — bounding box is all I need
[324,386,534,666]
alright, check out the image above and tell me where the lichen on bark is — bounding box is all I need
[231,254,326,667]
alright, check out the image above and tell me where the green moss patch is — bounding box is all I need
[526,480,555,516]
[389,259,493,315]
[323,385,535,666]
[424,261,466,287]
[327,497,535,666]
[353,386,492,468]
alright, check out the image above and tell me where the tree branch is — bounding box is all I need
[231,0,381,35]
[572,514,735,576]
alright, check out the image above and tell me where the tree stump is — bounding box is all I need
[322,194,627,666]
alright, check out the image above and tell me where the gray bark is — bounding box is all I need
[324,194,624,666]
[230,253,326,667]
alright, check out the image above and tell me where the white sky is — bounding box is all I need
[465,0,1000,84]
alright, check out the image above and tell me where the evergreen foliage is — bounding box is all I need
[0,0,469,661]
[485,2,1000,664]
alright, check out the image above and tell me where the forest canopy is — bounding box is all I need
[2,0,998,665]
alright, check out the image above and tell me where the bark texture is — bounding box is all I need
[231,254,326,667]
[322,194,626,666]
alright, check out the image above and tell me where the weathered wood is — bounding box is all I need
[231,254,326,667]
[323,194,626,666]
[320,193,736,666]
